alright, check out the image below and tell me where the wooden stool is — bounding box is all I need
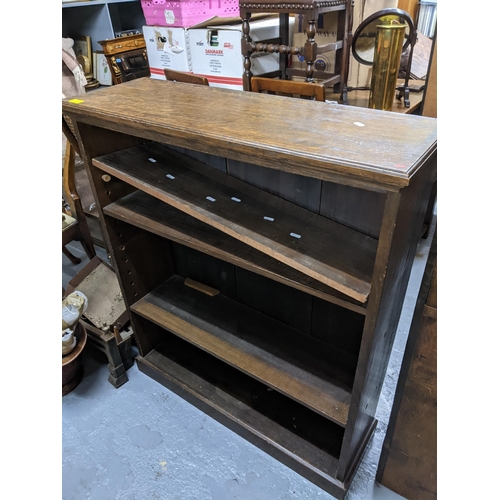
[80,320,135,388]
[239,0,353,102]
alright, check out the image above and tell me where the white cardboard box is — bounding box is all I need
[189,17,293,90]
[143,25,192,79]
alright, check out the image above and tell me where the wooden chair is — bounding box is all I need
[240,0,353,102]
[250,77,325,101]
[62,117,96,264]
[163,68,209,86]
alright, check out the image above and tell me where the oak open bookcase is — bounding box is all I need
[62,78,437,499]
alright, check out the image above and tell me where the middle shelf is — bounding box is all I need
[93,142,378,304]
[131,274,355,427]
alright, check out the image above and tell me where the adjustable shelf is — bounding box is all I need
[132,274,355,426]
[94,142,378,304]
[104,190,367,314]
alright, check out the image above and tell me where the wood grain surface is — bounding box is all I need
[132,275,354,426]
[94,143,378,303]
[62,78,437,190]
[104,190,367,314]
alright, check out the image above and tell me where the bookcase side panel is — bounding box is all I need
[337,152,437,483]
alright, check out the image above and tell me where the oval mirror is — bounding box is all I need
[352,9,415,66]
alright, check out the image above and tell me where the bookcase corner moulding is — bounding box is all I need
[62,78,437,499]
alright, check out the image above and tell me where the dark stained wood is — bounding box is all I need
[136,335,349,498]
[310,297,365,356]
[163,68,209,86]
[104,190,367,314]
[63,77,437,499]
[377,230,437,500]
[336,154,437,483]
[79,320,134,388]
[170,145,227,173]
[250,76,326,101]
[102,215,175,356]
[94,142,378,303]
[62,78,437,191]
[227,158,322,212]
[132,275,355,426]
[234,266,314,336]
[320,182,386,239]
[168,242,238,300]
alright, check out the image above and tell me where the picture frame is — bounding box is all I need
[73,35,92,77]
[73,35,91,61]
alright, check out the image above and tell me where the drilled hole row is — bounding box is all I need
[114,219,138,297]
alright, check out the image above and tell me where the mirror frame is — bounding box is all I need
[351,8,417,107]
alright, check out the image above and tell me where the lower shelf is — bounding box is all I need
[136,333,350,497]
[131,274,354,426]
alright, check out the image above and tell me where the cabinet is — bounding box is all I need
[62,78,437,499]
[62,0,146,52]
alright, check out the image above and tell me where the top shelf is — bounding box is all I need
[93,142,377,303]
[63,78,437,191]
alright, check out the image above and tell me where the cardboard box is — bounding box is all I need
[189,17,293,90]
[143,25,192,79]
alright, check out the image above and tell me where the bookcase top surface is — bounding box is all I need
[63,78,437,190]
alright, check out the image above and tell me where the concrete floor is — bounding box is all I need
[62,216,435,500]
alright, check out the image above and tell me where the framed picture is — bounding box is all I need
[73,35,92,77]
[73,35,91,60]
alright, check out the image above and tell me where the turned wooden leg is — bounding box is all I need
[304,18,317,82]
[63,245,81,265]
[242,13,253,91]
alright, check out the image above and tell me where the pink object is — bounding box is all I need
[141,0,240,28]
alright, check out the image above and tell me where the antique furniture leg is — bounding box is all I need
[63,245,81,265]
[279,13,290,79]
[303,16,318,82]
[242,13,253,91]
[82,321,135,388]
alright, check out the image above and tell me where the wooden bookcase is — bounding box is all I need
[62,78,437,499]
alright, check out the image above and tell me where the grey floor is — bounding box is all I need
[62,215,436,500]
